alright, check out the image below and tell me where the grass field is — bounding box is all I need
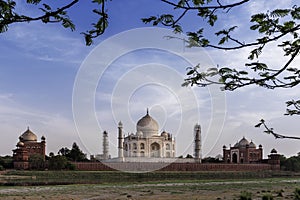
[0,170,300,199]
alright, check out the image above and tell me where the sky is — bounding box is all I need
[1,0,300,159]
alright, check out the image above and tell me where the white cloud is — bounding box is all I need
[3,22,90,65]
[0,93,78,156]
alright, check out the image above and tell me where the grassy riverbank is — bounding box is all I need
[1,170,299,186]
[0,170,300,199]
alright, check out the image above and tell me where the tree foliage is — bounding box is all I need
[48,155,75,170]
[58,142,87,162]
[144,1,300,140]
[0,155,13,169]
[29,154,45,170]
[280,154,300,172]
[0,0,108,45]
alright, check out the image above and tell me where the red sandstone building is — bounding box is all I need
[223,137,263,164]
[12,127,46,169]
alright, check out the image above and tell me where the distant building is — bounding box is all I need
[223,137,263,164]
[12,127,46,169]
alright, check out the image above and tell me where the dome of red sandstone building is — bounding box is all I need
[20,127,37,142]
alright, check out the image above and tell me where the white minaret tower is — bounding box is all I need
[102,131,109,159]
[118,121,124,159]
[194,124,202,163]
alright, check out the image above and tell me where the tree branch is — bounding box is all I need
[256,119,300,140]
[161,0,250,10]
[1,0,79,25]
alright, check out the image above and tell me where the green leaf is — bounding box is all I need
[238,71,248,75]
[219,67,233,74]
[250,24,260,30]
[173,25,182,33]
[208,15,217,26]
[62,18,75,31]
[43,4,51,11]
[26,0,42,5]
[218,36,228,45]
[187,69,195,75]
[192,0,205,6]
[270,9,290,18]
[255,123,262,128]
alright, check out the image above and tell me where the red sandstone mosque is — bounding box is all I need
[223,137,263,164]
[12,127,46,169]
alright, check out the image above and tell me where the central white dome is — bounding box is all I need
[136,110,159,137]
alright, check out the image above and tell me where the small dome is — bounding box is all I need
[17,141,24,147]
[249,141,256,148]
[234,142,239,147]
[237,137,249,148]
[136,110,159,137]
[271,148,277,154]
[118,121,123,127]
[223,145,227,149]
[20,127,37,142]
[136,130,143,137]
[161,131,168,139]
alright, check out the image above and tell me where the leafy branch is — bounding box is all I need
[255,119,300,140]
[0,0,110,45]
[0,0,79,33]
[143,2,300,92]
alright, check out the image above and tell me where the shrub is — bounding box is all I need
[294,188,300,200]
[276,189,284,197]
[239,191,252,200]
[0,164,4,171]
[262,194,273,200]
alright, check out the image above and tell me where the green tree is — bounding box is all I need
[186,154,193,158]
[29,154,45,170]
[66,142,87,162]
[48,155,70,170]
[0,155,13,169]
[58,147,70,156]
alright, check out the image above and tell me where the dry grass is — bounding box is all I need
[0,178,299,199]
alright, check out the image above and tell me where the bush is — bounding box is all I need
[0,164,4,171]
[0,156,13,169]
[239,191,252,200]
[66,162,76,170]
[276,189,284,197]
[262,194,273,200]
[294,188,300,200]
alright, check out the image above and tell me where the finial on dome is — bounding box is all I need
[146,108,149,115]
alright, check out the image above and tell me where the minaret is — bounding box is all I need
[194,124,201,163]
[118,121,124,159]
[103,131,109,159]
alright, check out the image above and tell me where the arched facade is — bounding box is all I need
[119,110,176,159]
[223,137,263,164]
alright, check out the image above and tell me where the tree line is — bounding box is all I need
[2,149,300,171]
[0,142,88,170]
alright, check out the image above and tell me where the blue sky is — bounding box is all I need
[1,0,300,158]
